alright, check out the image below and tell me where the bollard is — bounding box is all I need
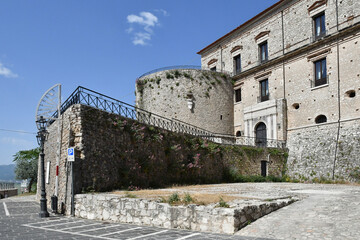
[51,195,58,213]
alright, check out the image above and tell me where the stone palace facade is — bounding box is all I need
[137,0,360,181]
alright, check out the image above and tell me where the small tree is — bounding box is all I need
[13,148,39,192]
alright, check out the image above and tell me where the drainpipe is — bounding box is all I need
[332,0,341,180]
[220,45,223,72]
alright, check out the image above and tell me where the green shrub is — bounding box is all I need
[166,72,174,79]
[174,70,182,78]
[218,197,229,208]
[168,192,181,204]
[183,193,193,204]
[183,73,191,78]
[124,192,137,198]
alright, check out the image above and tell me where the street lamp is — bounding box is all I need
[36,116,49,218]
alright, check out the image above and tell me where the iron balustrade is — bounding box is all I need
[50,86,287,148]
[50,86,213,137]
[0,182,15,190]
[310,75,329,88]
[310,30,329,43]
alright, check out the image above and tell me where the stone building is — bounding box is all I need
[137,0,360,181]
[196,0,360,181]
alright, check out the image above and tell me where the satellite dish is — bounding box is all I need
[35,84,61,129]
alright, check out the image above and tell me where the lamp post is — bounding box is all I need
[36,116,49,218]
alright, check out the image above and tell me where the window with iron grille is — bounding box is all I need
[233,54,241,74]
[235,88,241,102]
[314,58,327,87]
[259,41,268,63]
[260,79,269,102]
[313,12,326,39]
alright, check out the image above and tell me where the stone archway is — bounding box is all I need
[255,122,267,147]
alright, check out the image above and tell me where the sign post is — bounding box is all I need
[67,147,75,216]
[67,148,75,162]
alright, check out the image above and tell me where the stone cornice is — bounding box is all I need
[308,0,327,13]
[254,31,270,41]
[230,45,243,53]
[207,58,218,66]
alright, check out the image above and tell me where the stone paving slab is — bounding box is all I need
[233,183,360,239]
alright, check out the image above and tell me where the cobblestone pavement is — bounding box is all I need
[0,196,269,240]
[234,183,360,239]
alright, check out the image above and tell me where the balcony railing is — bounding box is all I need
[236,136,286,148]
[310,30,328,43]
[310,75,329,88]
[257,93,270,103]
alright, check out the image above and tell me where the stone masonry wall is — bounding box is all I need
[75,193,295,234]
[37,104,82,214]
[287,119,360,182]
[38,104,287,214]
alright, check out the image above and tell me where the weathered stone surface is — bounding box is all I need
[74,193,295,235]
[136,69,234,135]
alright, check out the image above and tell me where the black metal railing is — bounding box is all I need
[310,30,328,43]
[50,86,286,148]
[0,182,15,190]
[50,86,214,137]
[310,75,329,88]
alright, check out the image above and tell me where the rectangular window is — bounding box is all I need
[235,88,241,102]
[260,79,269,102]
[233,54,241,74]
[314,13,326,38]
[314,58,327,87]
[259,41,268,63]
[210,66,216,72]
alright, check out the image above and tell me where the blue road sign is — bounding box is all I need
[67,147,75,162]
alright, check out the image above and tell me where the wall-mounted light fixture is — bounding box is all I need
[186,92,194,110]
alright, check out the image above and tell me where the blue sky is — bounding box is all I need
[0,0,278,165]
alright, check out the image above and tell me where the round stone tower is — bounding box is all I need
[135,69,234,135]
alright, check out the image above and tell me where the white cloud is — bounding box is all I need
[126,11,163,46]
[127,12,158,28]
[0,62,18,78]
[154,9,169,16]
[133,32,151,46]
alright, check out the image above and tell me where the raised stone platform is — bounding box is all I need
[75,193,296,234]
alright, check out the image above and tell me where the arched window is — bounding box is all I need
[236,131,242,137]
[315,115,327,124]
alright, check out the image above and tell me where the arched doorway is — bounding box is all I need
[255,122,267,147]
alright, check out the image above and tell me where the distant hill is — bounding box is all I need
[0,164,16,182]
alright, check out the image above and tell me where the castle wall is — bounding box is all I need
[136,69,234,135]
[38,104,287,214]
[287,119,360,181]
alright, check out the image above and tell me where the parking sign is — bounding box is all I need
[67,147,75,162]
